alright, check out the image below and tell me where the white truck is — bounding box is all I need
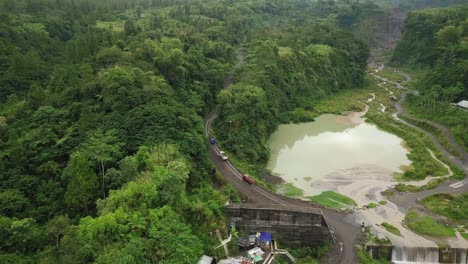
[219,151,228,161]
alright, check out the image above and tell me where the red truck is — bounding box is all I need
[242,174,255,185]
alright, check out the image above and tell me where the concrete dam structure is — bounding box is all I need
[225,203,333,247]
[366,245,468,264]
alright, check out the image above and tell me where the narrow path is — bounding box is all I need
[425,120,468,161]
[403,149,452,187]
[428,149,453,177]
[378,68,468,175]
[371,66,468,200]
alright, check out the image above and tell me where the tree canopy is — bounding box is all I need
[391,4,468,151]
[0,0,377,262]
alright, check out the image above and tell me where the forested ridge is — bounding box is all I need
[215,25,368,164]
[0,0,374,263]
[392,4,468,151]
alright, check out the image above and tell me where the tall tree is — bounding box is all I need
[45,215,70,249]
[63,152,98,213]
[80,129,123,198]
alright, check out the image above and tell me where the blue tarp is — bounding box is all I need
[259,232,272,242]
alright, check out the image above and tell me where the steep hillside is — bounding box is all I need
[391,4,468,151]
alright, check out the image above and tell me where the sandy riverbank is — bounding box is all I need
[313,165,438,247]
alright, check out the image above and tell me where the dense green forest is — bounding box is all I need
[0,0,376,263]
[1,0,236,262]
[1,0,466,262]
[396,0,467,10]
[392,4,468,151]
[215,24,368,164]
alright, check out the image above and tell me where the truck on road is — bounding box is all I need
[242,174,255,185]
[219,151,228,161]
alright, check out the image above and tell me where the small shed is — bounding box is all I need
[456,100,468,109]
[259,232,272,242]
[247,247,264,263]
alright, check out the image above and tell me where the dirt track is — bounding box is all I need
[373,67,468,223]
[376,68,468,176]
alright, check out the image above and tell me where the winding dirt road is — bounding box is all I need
[372,66,468,212]
[374,67,468,176]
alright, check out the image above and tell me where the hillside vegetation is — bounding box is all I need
[391,4,468,151]
[0,0,372,262]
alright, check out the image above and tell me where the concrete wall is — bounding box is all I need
[366,245,468,263]
[225,203,332,247]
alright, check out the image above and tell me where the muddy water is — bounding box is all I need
[266,113,411,196]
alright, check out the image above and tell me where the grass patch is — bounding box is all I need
[460,230,468,239]
[311,89,369,114]
[421,193,467,222]
[277,183,304,198]
[221,184,241,203]
[381,222,402,237]
[381,189,394,196]
[357,248,391,264]
[378,200,387,205]
[395,177,447,192]
[395,184,420,192]
[398,66,427,79]
[399,115,462,158]
[367,203,378,208]
[366,111,456,180]
[279,108,316,123]
[308,191,357,210]
[404,209,455,237]
[376,68,402,83]
[277,243,330,264]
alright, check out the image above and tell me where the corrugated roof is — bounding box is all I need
[457,100,468,109]
[247,247,264,259]
[259,232,272,242]
[219,257,244,264]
